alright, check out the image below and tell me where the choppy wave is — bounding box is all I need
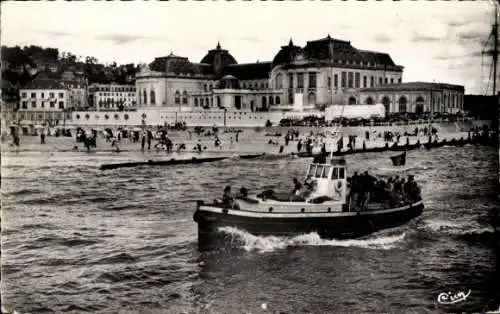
[2,143,498,314]
[218,226,406,253]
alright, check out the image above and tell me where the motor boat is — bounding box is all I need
[193,153,424,249]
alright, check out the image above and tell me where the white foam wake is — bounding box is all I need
[218,226,406,253]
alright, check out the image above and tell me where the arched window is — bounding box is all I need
[348,97,357,105]
[382,96,390,113]
[182,91,188,104]
[415,96,425,114]
[398,96,407,113]
[275,73,283,89]
[143,90,147,105]
[365,97,374,105]
[194,98,198,107]
[217,96,221,107]
[150,90,155,105]
[174,91,181,104]
[205,97,209,107]
[261,96,267,109]
[308,92,316,105]
[269,96,274,105]
[275,96,281,105]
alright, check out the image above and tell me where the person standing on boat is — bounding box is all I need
[297,139,303,153]
[361,171,377,210]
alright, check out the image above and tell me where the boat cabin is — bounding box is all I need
[304,156,347,203]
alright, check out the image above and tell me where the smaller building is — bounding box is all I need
[60,79,88,110]
[88,83,137,111]
[18,77,70,126]
[189,74,283,112]
[354,82,465,114]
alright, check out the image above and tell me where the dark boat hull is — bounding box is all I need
[194,201,424,250]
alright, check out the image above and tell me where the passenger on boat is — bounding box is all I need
[404,175,421,202]
[359,171,377,210]
[292,178,303,196]
[222,186,239,209]
[347,172,359,204]
[239,187,248,198]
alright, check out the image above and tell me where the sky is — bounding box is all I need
[1,1,497,94]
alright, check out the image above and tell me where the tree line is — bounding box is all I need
[1,45,140,87]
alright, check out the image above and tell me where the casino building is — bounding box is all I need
[72,35,464,127]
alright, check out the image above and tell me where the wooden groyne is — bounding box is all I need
[100,153,265,170]
[295,134,498,159]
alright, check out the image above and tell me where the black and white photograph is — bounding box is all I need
[1,1,499,313]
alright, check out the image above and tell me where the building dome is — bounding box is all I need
[272,38,304,68]
[219,74,240,89]
[200,42,237,75]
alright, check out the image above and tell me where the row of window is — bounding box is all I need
[76,113,131,120]
[276,73,317,89]
[202,82,270,91]
[21,100,64,109]
[90,86,136,92]
[192,95,282,108]
[275,72,402,90]
[11,112,68,120]
[95,98,136,105]
[139,90,157,105]
[95,92,135,97]
[21,92,65,99]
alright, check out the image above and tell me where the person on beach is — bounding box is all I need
[141,132,146,151]
[147,130,152,150]
[297,139,303,153]
[214,136,222,149]
[40,130,45,144]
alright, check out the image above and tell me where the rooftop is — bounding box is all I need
[21,77,68,90]
[223,62,272,80]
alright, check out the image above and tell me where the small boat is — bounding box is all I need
[193,152,424,249]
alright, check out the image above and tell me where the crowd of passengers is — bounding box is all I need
[347,172,422,210]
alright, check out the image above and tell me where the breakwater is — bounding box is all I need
[100,153,265,170]
[295,133,498,158]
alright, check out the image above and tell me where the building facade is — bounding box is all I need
[88,83,137,111]
[356,82,465,114]
[134,36,407,114]
[68,35,466,127]
[18,77,70,125]
[269,36,404,109]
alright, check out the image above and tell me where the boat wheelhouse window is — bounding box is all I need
[322,166,330,178]
[315,165,323,178]
[339,168,345,179]
[331,167,339,180]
